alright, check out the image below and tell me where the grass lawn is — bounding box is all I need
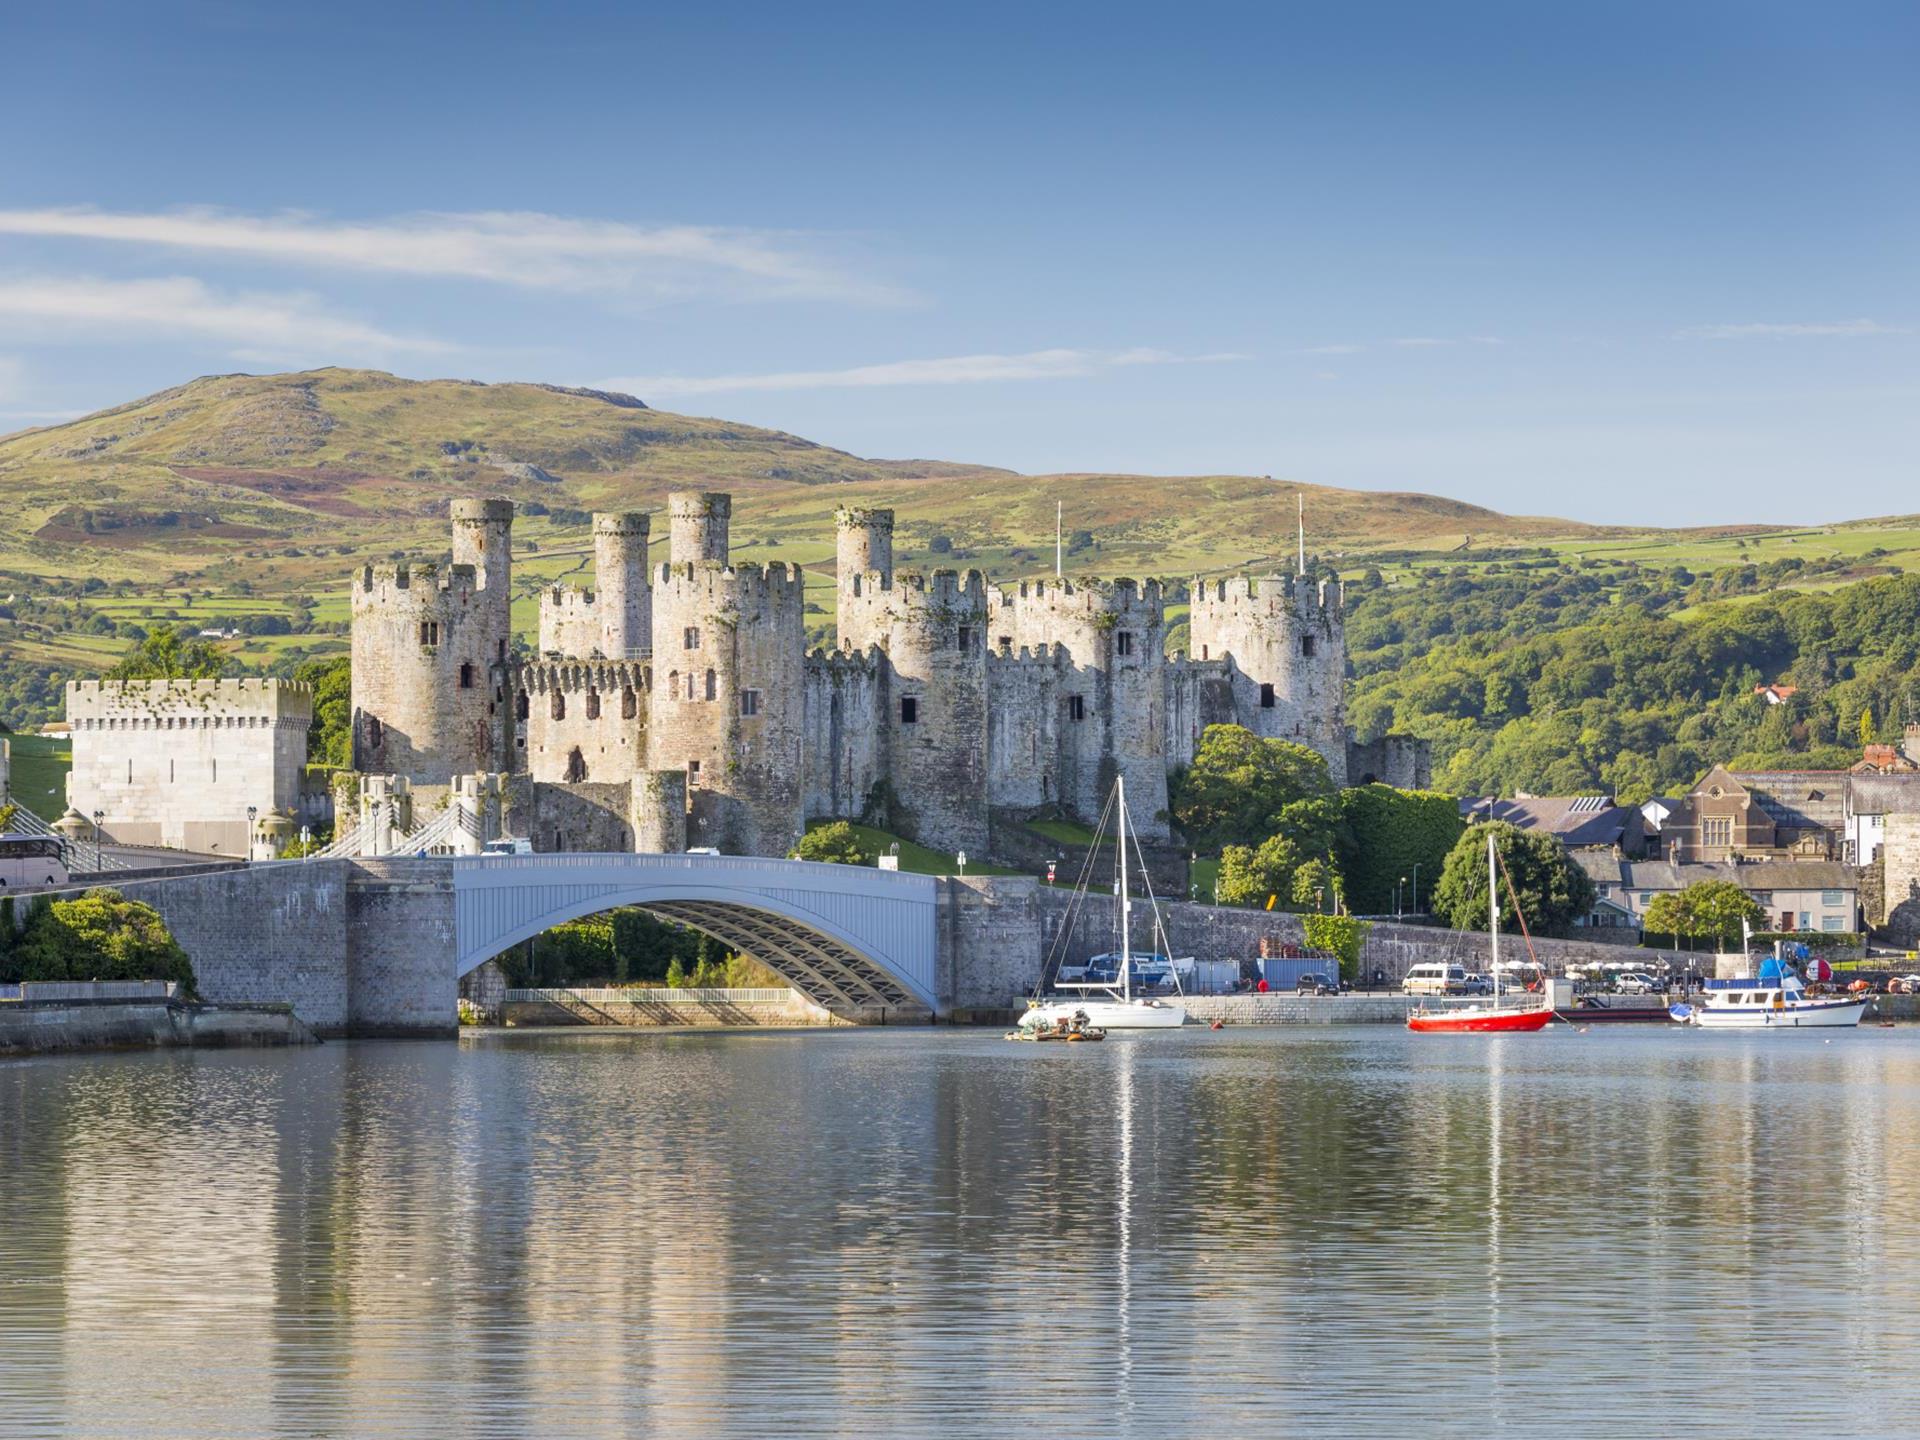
[8,732,71,821]
[1024,816,1109,846]
[803,819,1024,877]
[1191,856,1220,902]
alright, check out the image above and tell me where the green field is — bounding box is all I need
[8,732,71,820]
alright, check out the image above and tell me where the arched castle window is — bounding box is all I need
[551,691,566,720]
[515,691,530,721]
[704,669,717,701]
[667,670,679,700]
[1201,645,1209,660]
[621,688,637,719]
[586,690,601,720]
[459,662,474,690]
[566,748,587,783]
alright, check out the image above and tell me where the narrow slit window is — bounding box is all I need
[1068,695,1085,722]
[586,690,601,720]
[622,688,637,719]
[1116,631,1134,657]
[901,696,919,724]
[1301,635,1316,658]
[459,661,474,689]
[704,669,717,701]
[1260,682,1276,709]
[551,691,566,720]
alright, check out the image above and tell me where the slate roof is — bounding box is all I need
[1727,771,1850,834]
[1459,795,1643,849]
[1847,773,1920,816]
[1572,854,1858,894]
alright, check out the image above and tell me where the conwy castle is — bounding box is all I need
[64,493,1427,861]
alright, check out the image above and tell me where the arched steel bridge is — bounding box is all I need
[451,853,940,1018]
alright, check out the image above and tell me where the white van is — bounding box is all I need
[1403,963,1469,996]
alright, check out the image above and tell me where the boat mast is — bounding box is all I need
[1118,775,1131,1003]
[1488,830,1500,1000]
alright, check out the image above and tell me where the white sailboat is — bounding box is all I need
[1020,775,1187,1031]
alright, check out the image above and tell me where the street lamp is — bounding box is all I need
[247,805,258,862]
[1397,875,1406,919]
[91,809,103,873]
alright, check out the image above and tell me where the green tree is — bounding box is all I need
[1290,856,1339,912]
[4,889,195,992]
[1643,881,1766,946]
[1216,835,1302,907]
[1301,914,1371,981]
[1169,724,1332,851]
[1860,706,1876,749]
[293,655,352,768]
[664,955,687,988]
[790,821,871,866]
[108,623,230,681]
[1432,822,1595,935]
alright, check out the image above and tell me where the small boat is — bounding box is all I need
[1006,1009,1107,1042]
[1670,961,1866,1030]
[1408,832,1553,1034]
[1020,775,1188,1032]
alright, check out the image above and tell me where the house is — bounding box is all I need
[1656,766,1845,862]
[1573,853,1859,935]
[1754,683,1800,706]
[1458,795,1648,855]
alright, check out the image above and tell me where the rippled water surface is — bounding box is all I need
[5,1026,1920,1437]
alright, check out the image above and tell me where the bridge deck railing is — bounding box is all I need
[503,987,799,1004]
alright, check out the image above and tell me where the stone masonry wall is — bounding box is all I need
[344,858,457,1037]
[516,659,648,785]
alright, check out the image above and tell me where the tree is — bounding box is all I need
[293,655,352,768]
[4,889,195,992]
[1216,835,1302,907]
[1860,706,1876,749]
[1169,725,1332,851]
[790,821,871,866]
[108,623,229,681]
[1302,914,1371,981]
[1432,822,1595,935]
[928,534,954,554]
[1643,881,1766,946]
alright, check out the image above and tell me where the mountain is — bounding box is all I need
[0,368,1597,595]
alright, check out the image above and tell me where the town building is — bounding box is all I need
[1458,794,1648,855]
[1573,854,1860,935]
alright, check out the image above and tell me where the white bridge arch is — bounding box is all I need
[452,854,940,1017]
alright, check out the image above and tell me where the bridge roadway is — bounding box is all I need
[57,851,1022,1035]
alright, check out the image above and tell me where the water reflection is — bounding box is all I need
[2,1028,1919,1437]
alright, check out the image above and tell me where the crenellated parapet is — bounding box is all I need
[511,658,651,696]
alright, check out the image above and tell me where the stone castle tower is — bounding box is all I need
[346,492,1379,858]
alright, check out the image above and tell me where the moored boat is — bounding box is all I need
[1670,960,1866,1029]
[1408,832,1554,1035]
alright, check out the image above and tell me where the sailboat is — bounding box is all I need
[1019,776,1188,1031]
[1407,832,1554,1034]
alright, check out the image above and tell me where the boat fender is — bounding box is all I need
[1209,1019,1224,1031]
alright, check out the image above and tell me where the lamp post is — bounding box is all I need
[247,805,258,862]
[1397,876,1406,919]
[91,809,103,873]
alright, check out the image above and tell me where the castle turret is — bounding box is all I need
[647,535,805,856]
[594,511,651,659]
[669,491,731,566]
[1187,574,1347,785]
[836,506,894,595]
[840,569,990,854]
[352,499,514,782]
[988,577,1169,837]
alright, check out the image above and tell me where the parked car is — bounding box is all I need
[1614,971,1663,994]
[1460,972,1493,996]
[1295,972,1339,996]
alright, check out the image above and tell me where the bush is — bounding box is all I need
[1302,914,1371,981]
[790,821,871,866]
[1169,724,1333,851]
[1,889,196,993]
[1432,822,1594,935]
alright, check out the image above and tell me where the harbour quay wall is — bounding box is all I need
[501,987,843,1028]
[0,1000,318,1056]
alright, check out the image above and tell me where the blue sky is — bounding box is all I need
[1,0,1913,525]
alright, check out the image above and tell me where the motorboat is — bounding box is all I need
[1670,958,1866,1029]
[1020,775,1188,1032]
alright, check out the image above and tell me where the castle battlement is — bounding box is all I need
[66,677,314,726]
[865,568,989,603]
[355,560,484,604]
[511,658,651,694]
[805,645,885,676]
[1190,573,1343,614]
[652,560,806,612]
[988,642,1062,664]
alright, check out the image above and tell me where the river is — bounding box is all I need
[3,1026,1919,1438]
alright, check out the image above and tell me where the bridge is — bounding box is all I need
[55,851,971,1034]
[449,854,939,1015]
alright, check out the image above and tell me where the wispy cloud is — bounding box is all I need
[1676,318,1909,340]
[600,347,1247,398]
[0,206,908,306]
[1391,335,1504,348]
[0,275,449,356]
[1299,343,1365,355]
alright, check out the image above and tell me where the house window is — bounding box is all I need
[1301,636,1316,658]
[586,690,601,720]
[1638,892,1653,905]
[901,697,919,724]
[1702,817,1732,848]
[1116,631,1134,657]
[622,688,638,720]
[1259,682,1276,709]
[683,626,700,650]
[419,620,440,647]
[551,691,565,720]
[741,689,761,717]
[1822,915,1845,932]
[1798,911,1811,931]
[1751,892,1771,907]
[459,662,474,690]
[1068,695,1085,722]
[1821,890,1844,906]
